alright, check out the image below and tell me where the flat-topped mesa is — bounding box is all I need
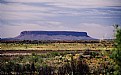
[15,31,94,40]
[20,31,88,37]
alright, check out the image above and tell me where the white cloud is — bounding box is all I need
[1,0,120,21]
[47,21,62,25]
[0,0,120,39]
[0,11,56,21]
[0,3,57,20]
[4,0,121,8]
[0,3,54,11]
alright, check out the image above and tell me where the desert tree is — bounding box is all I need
[111,24,121,74]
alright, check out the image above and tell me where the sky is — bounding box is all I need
[0,0,121,39]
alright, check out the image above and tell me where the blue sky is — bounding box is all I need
[0,0,121,39]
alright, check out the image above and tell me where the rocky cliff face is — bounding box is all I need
[15,31,94,40]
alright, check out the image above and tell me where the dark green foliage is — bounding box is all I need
[90,52,99,58]
[49,52,60,57]
[69,55,89,75]
[111,25,121,74]
[31,63,36,72]
[14,63,23,74]
[115,29,121,49]
[76,60,89,74]
[0,61,15,74]
[39,66,54,75]
[31,53,39,63]
[24,64,31,72]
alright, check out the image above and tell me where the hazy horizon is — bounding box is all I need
[0,0,121,39]
[1,30,95,39]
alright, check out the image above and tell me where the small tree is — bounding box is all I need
[111,24,121,74]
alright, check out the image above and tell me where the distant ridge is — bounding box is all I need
[14,31,95,41]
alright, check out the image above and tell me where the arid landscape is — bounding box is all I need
[0,0,121,75]
[0,40,117,75]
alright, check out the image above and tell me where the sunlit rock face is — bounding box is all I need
[15,31,94,40]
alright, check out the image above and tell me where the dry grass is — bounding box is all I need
[0,42,113,50]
